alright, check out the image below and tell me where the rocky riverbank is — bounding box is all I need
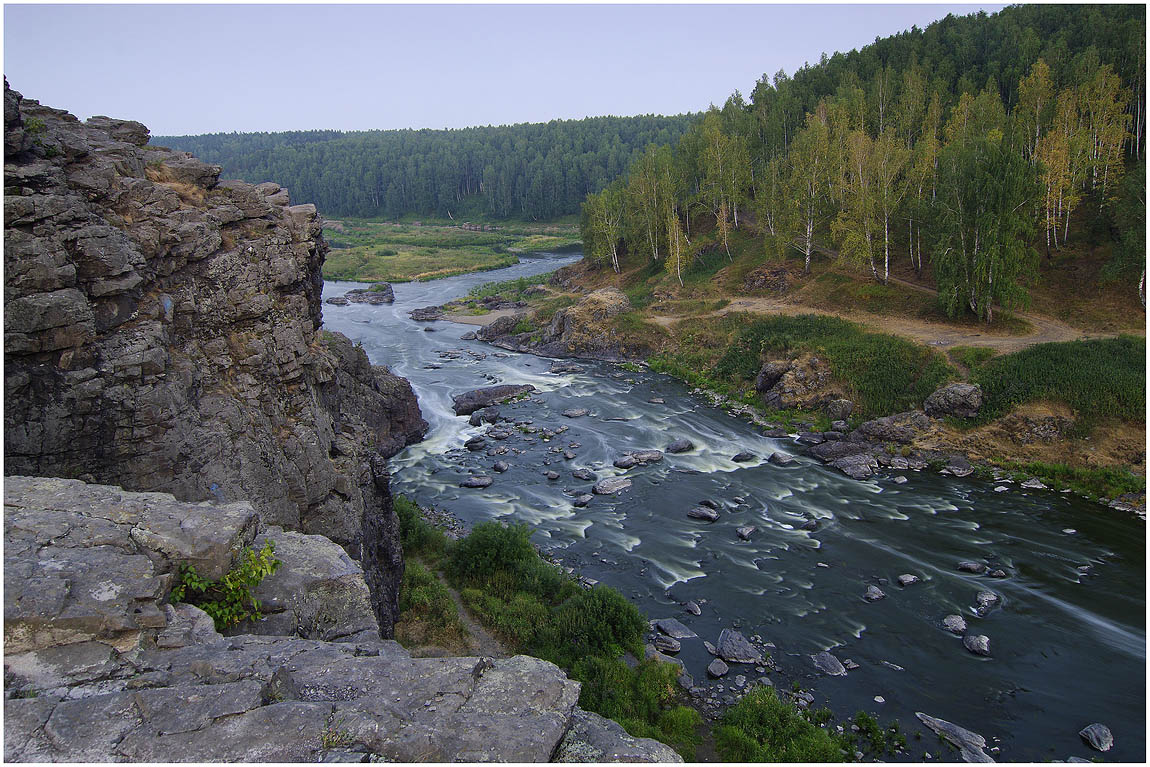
[459,285,1144,514]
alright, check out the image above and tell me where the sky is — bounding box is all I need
[4,3,1007,136]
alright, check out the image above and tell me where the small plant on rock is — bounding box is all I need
[170,541,281,630]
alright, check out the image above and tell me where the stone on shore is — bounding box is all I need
[916,713,994,763]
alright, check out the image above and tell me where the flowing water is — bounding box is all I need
[322,253,1145,762]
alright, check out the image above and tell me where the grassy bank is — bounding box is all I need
[969,336,1145,431]
[651,313,954,419]
[323,219,579,282]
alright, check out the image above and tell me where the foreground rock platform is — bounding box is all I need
[3,477,678,762]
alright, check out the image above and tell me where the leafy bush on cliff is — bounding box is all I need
[171,541,281,631]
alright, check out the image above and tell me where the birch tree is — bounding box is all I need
[785,110,831,274]
[932,132,1039,323]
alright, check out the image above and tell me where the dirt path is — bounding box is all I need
[445,583,511,658]
[651,284,1114,354]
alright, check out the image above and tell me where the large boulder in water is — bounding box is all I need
[915,712,994,762]
[716,629,762,664]
[451,384,536,415]
[593,477,631,495]
[924,383,983,419]
[1079,723,1114,752]
[345,283,395,304]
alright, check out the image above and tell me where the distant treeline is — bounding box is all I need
[154,115,695,220]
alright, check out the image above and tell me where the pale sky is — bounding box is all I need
[4,3,1006,136]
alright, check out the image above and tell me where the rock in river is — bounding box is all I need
[460,475,493,489]
[563,408,589,418]
[345,282,395,304]
[963,634,991,656]
[736,525,756,541]
[612,456,637,469]
[1078,723,1114,752]
[716,629,763,664]
[593,477,632,495]
[915,712,994,763]
[629,450,664,463]
[654,635,681,654]
[768,452,796,466]
[707,659,729,678]
[832,453,879,480]
[571,468,597,481]
[897,574,920,587]
[572,494,593,508]
[655,618,698,639]
[957,561,987,574]
[492,461,509,473]
[811,651,847,676]
[731,451,757,463]
[687,507,719,522]
[942,614,968,634]
[666,438,695,454]
[409,306,444,321]
[452,384,536,415]
[464,436,487,452]
[864,585,886,602]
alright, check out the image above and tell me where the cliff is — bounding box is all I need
[3,80,427,635]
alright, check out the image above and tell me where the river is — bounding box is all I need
[321,253,1145,762]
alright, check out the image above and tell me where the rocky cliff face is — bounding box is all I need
[3,81,426,634]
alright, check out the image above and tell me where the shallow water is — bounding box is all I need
[322,254,1145,762]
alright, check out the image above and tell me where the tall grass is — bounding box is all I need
[971,336,1145,429]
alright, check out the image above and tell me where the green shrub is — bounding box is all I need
[512,317,536,335]
[171,541,281,630]
[448,520,537,587]
[394,495,446,562]
[714,686,846,762]
[535,586,647,667]
[971,336,1145,429]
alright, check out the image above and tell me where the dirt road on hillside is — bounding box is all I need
[653,294,1112,354]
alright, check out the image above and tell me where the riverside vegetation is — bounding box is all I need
[392,495,920,762]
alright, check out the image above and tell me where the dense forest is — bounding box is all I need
[580,4,1146,322]
[155,115,694,220]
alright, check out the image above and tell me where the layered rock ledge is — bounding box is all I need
[4,81,426,633]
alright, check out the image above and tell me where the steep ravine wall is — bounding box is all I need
[3,80,427,635]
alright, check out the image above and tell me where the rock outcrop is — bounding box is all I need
[924,383,983,419]
[3,477,677,763]
[3,82,427,635]
[478,287,654,361]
